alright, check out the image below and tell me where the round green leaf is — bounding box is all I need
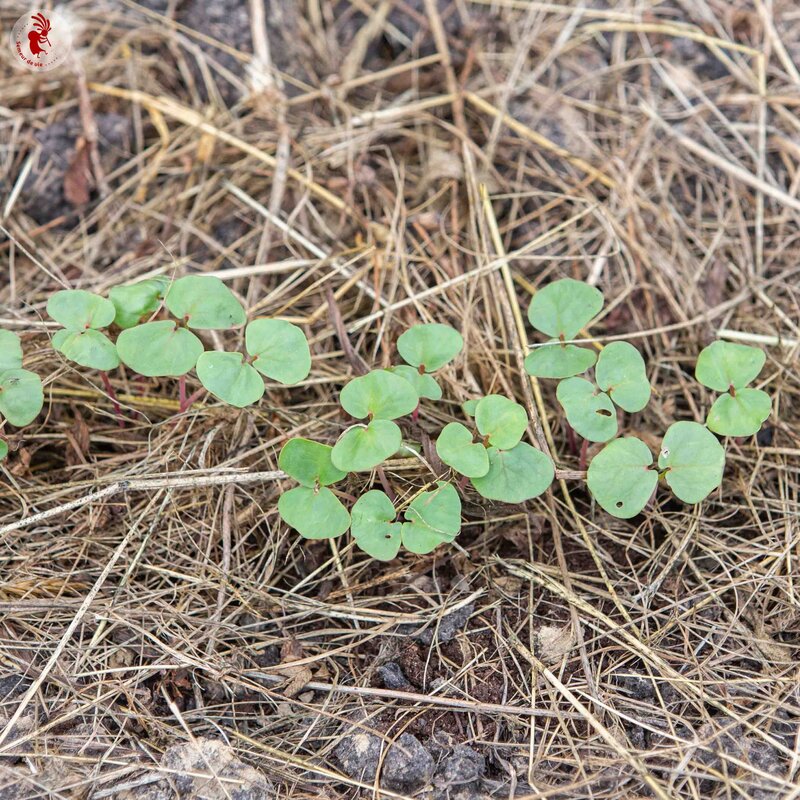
[246,319,311,385]
[390,365,442,401]
[524,340,597,379]
[471,443,554,503]
[331,419,401,472]
[401,481,461,554]
[109,278,167,329]
[117,321,203,377]
[527,278,603,339]
[595,341,651,413]
[462,398,480,417]
[165,275,246,330]
[556,377,617,442]
[0,331,23,373]
[339,370,418,420]
[351,490,402,560]
[706,388,770,437]
[278,438,347,487]
[436,422,490,478]
[52,329,120,371]
[195,351,265,408]
[695,340,765,392]
[397,323,463,372]
[278,485,350,539]
[0,440,8,461]
[658,421,725,504]
[47,289,116,330]
[0,369,43,427]
[475,395,528,450]
[587,437,658,519]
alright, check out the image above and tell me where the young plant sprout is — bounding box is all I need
[695,341,771,436]
[587,437,658,518]
[658,421,725,503]
[0,330,44,460]
[47,289,124,423]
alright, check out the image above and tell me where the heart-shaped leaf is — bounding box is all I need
[0,369,43,427]
[278,485,350,539]
[436,422,490,478]
[524,340,597,379]
[246,319,311,385]
[279,438,347,487]
[53,329,120,371]
[527,278,603,339]
[351,490,403,560]
[165,275,246,330]
[331,419,401,472]
[390,365,442,400]
[595,341,650,412]
[397,323,463,372]
[587,437,658,518]
[117,320,203,377]
[109,277,167,329]
[339,370,418,420]
[556,377,617,442]
[195,351,265,407]
[695,340,765,392]
[658,421,725,504]
[401,481,461,554]
[471,443,554,503]
[47,290,116,330]
[475,395,528,450]
[0,439,8,461]
[706,388,770,437]
[0,331,23,373]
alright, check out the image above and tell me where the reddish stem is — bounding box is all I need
[565,421,577,456]
[411,405,419,423]
[178,375,188,413]
[579,438,589,472]
[457,474,470,490]
[100,372,125,428]
[376,467,397,503]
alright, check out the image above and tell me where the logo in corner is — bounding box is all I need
[11,10,73,72]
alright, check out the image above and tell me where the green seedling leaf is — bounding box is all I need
[707,388,770,437]
[339,370,418,420]
[0,369,43,427]
[331,419,401,472]
[462,398,480,417]
[0,331,23,373]
[524,340,597,379]
[475,395,528,450]
[436,422,490,478]
[47,289,116,330]
[351,490,402,560]
[390,365,442,400]
[278,485,350,539]
[401,481,461,554]
[471,443,554,503]
[246,319,311,385]
[117,320,203,377]
[595,341,650,412]
[556,377,617,442]
[195,351,265,408]
[53,329,120,371]
[587,437,658,519]
[397,323,463,372]
[109,277,167,329]
[165,275,246,330]
[527,278,603,339]
[658,421,725,504]
[0,440,7,461]
[695,340,765,392]
[279,438,346,487]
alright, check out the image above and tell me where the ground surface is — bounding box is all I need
[1,1,799,798]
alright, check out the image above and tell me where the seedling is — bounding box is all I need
[525,278,603,378]
[587,437,658,518]
[392,323,463,403]
[277,438,350,539]
[332,369,419,472]
[0,330,44,460]
[658,421,725,503]
[695,341,770,437]
[351,482,461,559]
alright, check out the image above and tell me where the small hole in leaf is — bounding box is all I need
[596,409,613,417]
[384,533,392,539]
[615,501,623,508]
